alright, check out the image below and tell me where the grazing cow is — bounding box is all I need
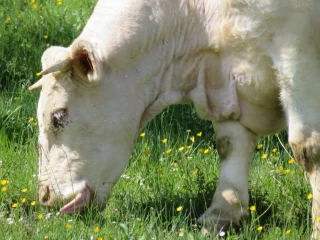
[30,0,320,237]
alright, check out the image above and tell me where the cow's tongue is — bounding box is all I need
[59,186,93,214]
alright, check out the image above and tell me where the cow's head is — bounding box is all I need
[30,0,222,213]
[30,38,167,213]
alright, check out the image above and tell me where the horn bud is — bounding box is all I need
[40,58,71,76]
[29,77,45,91]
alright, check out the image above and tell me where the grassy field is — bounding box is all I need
[0,0,314,239]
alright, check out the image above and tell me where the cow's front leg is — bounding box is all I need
[288,127,320,239]
[273,27,320,238]
[289,128,320,238]
[198,120,258,232]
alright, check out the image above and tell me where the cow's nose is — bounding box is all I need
[39,186,54,206]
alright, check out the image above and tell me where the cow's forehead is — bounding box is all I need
[41,47,70,69]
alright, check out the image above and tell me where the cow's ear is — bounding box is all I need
[71,40,102,87]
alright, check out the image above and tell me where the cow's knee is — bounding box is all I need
[290,132,320,174]
[290,131,320,237]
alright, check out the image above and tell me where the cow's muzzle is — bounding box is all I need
[39,185,94,213]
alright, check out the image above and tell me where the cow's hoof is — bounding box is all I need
[197,212,235,235]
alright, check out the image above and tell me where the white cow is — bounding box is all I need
[30,0,320,237]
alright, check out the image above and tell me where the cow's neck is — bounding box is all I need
[132,0,237,128]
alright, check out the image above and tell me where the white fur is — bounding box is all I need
[34,0,320,236]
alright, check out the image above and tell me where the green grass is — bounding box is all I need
[0,0,314,239]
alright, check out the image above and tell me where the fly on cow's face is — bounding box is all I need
[52,109,68,129]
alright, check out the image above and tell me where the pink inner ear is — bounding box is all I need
[59,186,93,214]
[76,49,94,74]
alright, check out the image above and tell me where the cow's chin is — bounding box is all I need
[59,185,94,214]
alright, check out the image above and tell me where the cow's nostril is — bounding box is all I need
[39,186,50,206]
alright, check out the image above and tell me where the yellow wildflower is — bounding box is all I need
[66,223,72,229]
[286,229,291,234]
[1,180,8,185]
[176,206,183,212]
[193,169,199,174]
[261,153,268,159]
[12,203,18,208]
[57,0,62,6]
[257,143,263,149]
[31,0,35,2]
[21,198,26,203]
[257,226,263,231]
[33,4,37,9]
[38,214,43,219]
[190,136,195,143]
[250,205,256,211]
[31,201,36,206]
[29,118,34,123]
[166,149,172,153]
[204,149,212,154]
[197,132,202,137]
[45,236,49,239]
[143,150,149,155]
[284,169,290,174]
[21,188,28,193]
[36,72,41,76]
[186,145,191,149]
[173,163,178,167]
[316,217,320,222]
[279,166,283,171]
[307,193,313,200]
[94,227,99,233]
[272,148,277,153]
[140,132,145,137]
[1,186,7,192]
[44,35,48,39]
[7,16,11,21]
[14,97,20,100]
[162,138,167,143]
[98,238,103,240]
[178,147,184,151]
[288,158,295,164]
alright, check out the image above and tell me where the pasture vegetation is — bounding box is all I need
[0,0,313,239]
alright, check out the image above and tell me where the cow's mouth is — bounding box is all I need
[59,185,94,214]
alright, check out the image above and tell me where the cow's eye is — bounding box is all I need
[52,109,68,129]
